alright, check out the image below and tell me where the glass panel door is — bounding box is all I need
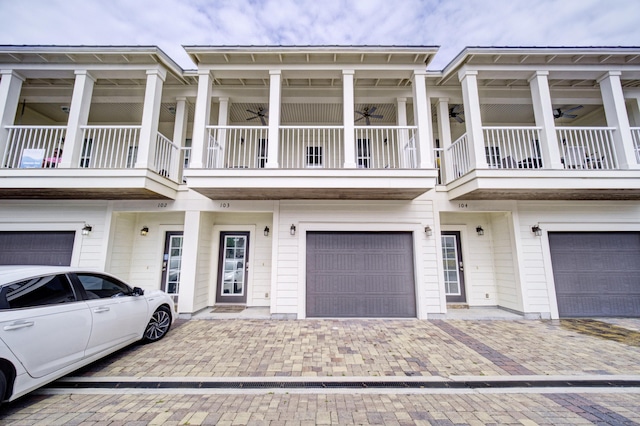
[216,232,250,304]
[442,231,466,303]
[161,232,183,304]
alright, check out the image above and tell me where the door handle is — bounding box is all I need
[4,320,35,331]
[93,307,110,313]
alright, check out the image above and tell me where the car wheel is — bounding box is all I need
[143,306,171,343]
[0,370,6,402]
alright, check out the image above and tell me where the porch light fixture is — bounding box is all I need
[290,224,296,236]
[264,226,270,237]
[140,226,149,236]
[424,225,433,236]
[167,105,176,114]
[81,224,92,236]
[531,224,542,236]
[60,106,70,114]
[476,226,484,236]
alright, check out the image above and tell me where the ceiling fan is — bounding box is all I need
[246,106,268,126]
[553,105,583,119]
[355,106,383,126]
[449,105,464,123]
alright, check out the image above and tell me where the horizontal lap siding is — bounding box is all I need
[276,200,438,317]
[517,201,640,315]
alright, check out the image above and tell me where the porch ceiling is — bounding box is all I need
[183,169,438,200]
[0,170,178,200]
[446,170,640,201]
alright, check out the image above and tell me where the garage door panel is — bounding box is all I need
[0,231,74,266]
[306,232,416,318]
[550,232,640,317]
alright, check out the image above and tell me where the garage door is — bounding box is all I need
[549,232,640,317]
[306,232,416,318]
[0,231,75,266]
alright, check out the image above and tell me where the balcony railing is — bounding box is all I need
[445,133,470,183]
[154,132,180,179]
[483,127,542,169]
[280,126,344,168]
[206,126,269,169]
[354,126,417,169]
[2,126,66,168]
[80,126,141,168]
[205,125,418,169]
[556,127,617,169]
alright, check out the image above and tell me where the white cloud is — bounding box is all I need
[0,0,638,69]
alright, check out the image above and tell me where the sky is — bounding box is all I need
[0,0,639,70]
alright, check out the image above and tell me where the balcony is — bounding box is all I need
[0,125,181,199]
[183,125,437,200]
[444,126,640,200]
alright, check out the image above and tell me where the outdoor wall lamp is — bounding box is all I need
[290,224,296,236]
[82,224,92,236]
[476,226,484,236]
[424,225,433,236]
[531,224,542,236]
[264,226,270,237]
[140,226,149,236]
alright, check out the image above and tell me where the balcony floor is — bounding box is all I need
[0,169,178,200]
[184,168,438,200]
[446,169,640,200]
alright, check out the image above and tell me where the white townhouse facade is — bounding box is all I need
[1,45,639,319]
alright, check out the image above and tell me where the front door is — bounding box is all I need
[442,231,466,303]
[216,232,249,304]
[161,231,183,304]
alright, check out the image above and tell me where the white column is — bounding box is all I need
[0,70,24,155]
[135,69,166,170]
[171,97,188,179]
[214,97,229,169]
[628,95,640,127]
[343,70,356,168]
[177,210,201,314]
[266,70,281,169]
[459,68,487,169]
[190,70,212,169]
[60,70,95,168]
[413,70,433,168]
[436,98,452,183]
[397,97,407,126]
[529,71,563,169]
[598,71,639,169]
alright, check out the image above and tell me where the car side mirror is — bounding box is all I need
[132,287,144,296]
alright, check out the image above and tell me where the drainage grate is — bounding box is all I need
[49,379,640,390]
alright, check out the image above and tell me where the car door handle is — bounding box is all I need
[4,320,35,331]
[93,307,110,313]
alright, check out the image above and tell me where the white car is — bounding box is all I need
[0,265,176,402]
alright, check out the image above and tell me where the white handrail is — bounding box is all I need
[556,127,618,169]
[2,126,66,169]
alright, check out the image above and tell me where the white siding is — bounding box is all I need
[489,213,522,311]
[107,213,136,281]
[194,212,214,311]
[275,200,438,318]
[516,200,640,317]
[212,213,273,306]
[0,201,109,269]
[124,212,185,292]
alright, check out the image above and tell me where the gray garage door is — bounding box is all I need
[306,232,416,318]
[0,231,75,266]
[549,232,640,317]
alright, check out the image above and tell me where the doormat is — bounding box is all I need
[211,306,246,313]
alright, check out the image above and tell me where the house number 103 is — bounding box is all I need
[220,202,231,208]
